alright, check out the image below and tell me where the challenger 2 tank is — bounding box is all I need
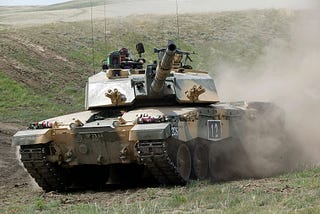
[12,41,285,192]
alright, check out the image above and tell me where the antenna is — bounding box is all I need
[104,0,107,44]
[175,0,180,47]
[90,0,95,72]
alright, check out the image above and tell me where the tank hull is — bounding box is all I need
[13,102,285,191]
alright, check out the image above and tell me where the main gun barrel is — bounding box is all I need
[151,43,177,94]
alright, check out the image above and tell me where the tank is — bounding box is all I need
[12,41,285,191]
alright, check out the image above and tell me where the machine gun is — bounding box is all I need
[176,49,195,69]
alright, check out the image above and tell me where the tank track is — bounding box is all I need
[20,144,67,192]
[137,141,186,185]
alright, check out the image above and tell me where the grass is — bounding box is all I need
[0,70,45,123]
[2,167,320,213]
[0,70,83,124]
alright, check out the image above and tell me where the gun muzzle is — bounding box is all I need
[151,43,177,94]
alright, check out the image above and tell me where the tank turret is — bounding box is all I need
[151,42,177,94]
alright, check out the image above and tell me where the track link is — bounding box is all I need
[20,144,67,192]
[137,141,186,185]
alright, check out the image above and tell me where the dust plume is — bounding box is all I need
[215,3,320,177]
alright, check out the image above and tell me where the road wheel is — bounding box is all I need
[176,143,191,181]
[192,143,209,180]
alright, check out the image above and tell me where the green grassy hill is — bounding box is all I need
[0,9,294,124]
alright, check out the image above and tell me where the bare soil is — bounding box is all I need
[0,123,34,206]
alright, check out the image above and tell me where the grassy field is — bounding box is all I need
[2,167,320,213]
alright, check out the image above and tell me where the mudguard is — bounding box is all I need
[129,123,171,141]
[12,129,52,146]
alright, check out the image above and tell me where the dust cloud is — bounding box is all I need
[215,1,320,177]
